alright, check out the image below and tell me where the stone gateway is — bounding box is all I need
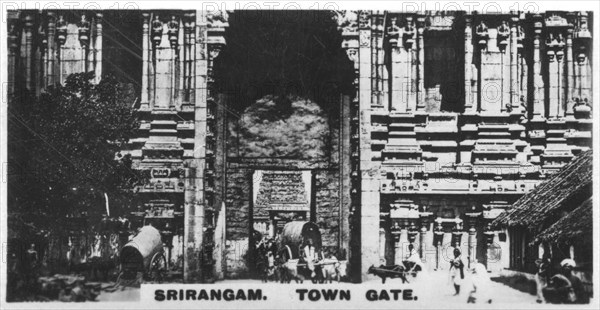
[6,9,593,283]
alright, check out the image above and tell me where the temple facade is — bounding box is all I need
[7,10,593,282]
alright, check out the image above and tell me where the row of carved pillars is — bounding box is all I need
[339,11,592,120]
[7,11,103,97]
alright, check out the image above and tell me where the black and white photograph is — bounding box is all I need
[1,1,598,308]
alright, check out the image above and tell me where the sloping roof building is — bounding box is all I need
[493,150,593,270]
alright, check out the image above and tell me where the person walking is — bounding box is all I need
[449,248,465,296]
[466,263,492,304]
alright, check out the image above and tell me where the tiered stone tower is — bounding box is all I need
[123,11,229,282]
[336,11,592,279]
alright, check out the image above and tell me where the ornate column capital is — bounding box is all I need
[167,15,180,49]
[475,20,489,49]
[358,10,370,29]
[77,14,91,48]
[402,15,416,49]
[498,20,511,51]
[386,15,401,48]
[151,14,164,46]
[7,15,21,53]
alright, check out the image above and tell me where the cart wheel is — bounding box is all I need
[148,253,167,283]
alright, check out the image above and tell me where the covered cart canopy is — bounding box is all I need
[120,225,163,272]
[279,221,322,259]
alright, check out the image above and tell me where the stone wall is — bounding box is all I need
[315,169,343,258]
[224,168,253,278]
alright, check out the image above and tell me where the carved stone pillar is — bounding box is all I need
[174,15,185,108]
[557,43,564,118]
[38,21,47,94]
[404,16,417,112]
[498,20,511,112]
[177,14,192,109]
[418,220,427,260]
[7,14,20,97]
[483,223,496,271]
[23,13,34,91]
[358,10,380,280]
[149,14,161,107]
[371,12,386,108]
[574,11,592,100]
[465,212,479,269]
[183,9,227,283]
[337,10,360,279]
[565,13,575,118]
[141,13,150,109]
[46,13,56,87]
[379,228,387,264]
[547,38,558,118]
[510,13,519,110]
[167,15,180,109]
[532,14,545,119]
[183,11,207,284]
[416,15,425,111]
[78,14,92,75]
[396,226,408,265]
[464,15,474,113]
[433,221,444,270]
[388,16,403,112]
[517,22,527,109]
[95,13,103,84]
[545,14,570,119]
[188,12,196,105]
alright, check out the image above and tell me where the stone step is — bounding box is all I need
[388,131,416,137]
[151,120,178,130]
[388,123,415,129]
[143,141,183,151]
[478,132,511,138]
[176,122,194,130]
[149,128,178,135]
[141,158,184,164]
[546,137,567,143]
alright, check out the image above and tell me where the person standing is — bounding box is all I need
[303,239,323,279]
[543,259,589,304]
[535,253,552,303]
[25,243,39,289]
[449,248,465,296]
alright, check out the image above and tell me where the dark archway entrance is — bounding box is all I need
[210,11,355,279]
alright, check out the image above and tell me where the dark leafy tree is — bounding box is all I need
[7,72,143,232]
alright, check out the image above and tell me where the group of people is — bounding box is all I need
[255,236,324,281]
[255,236,345,283]
[447,248,589,304]
[535,254,589,304]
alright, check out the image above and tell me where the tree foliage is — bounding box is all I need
[7,72,142,230]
